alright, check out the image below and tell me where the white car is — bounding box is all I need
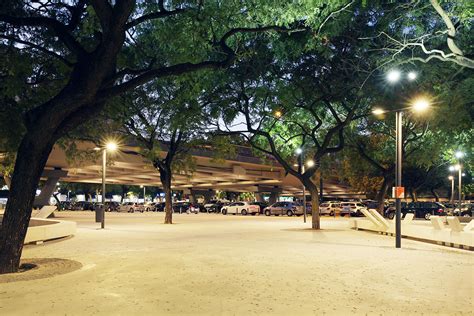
[221,202,260,215]
[118,202,144,213]
[319,202,341,216]
[340,202,367,217]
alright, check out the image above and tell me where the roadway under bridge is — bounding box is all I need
[19,141,365,200]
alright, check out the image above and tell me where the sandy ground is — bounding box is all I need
[0,211,472,316]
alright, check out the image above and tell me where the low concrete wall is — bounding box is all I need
[25,218,76,244]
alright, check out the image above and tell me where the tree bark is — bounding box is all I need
[120,185,129,203]
[376,177,392,214]
[303,179,320,230]
[159,166,173,224]
[409,188,418,202]
[0,133,55,273]
[431,188,440,202]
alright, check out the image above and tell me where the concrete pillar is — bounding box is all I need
[269,192,279,205]
[33,169,68,208]
[255,192,265,202]
[33,177,60,207]
[189,193,196,203]
[202,190,215,203]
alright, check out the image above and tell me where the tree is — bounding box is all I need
[207,16,378,229]
[117,77,204,224]
[0,0,352,273]
[363,1,473,68]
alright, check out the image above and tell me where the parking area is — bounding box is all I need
[1,212,472,315]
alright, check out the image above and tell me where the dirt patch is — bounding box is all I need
[0,258,82,283]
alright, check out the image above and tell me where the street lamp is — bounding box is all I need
[386,69,401,83]
[95,140,118,229]
[372,71,431,248]
[452,162,463,214]
[295,148,306,223]
[448,176,454,203]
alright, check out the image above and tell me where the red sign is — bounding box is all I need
[392,187,405,199]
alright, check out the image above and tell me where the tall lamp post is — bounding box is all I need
[454,151,465,213]
[296,148,306,223]
[448,175,454,203]
[96,141,118,229]
[372,69,430,248]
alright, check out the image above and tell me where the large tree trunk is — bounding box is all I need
[431,188,440,202]
[303,179,320,230]
[120,185,129,203]
[159,166,173,224]
[0,133,55,273]
[409,188,418,202]
[376,177,392,214]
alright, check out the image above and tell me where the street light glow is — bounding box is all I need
[407,71,417,81]
[372,108,386,115]
[306,160,315,167]
[449,166,455,172]
[448,176,454,180]
[455,151,464,159]
[274,110,282,118]
[412,98,430,112]
[295,148,303,155]
[106,141,118,151]
[454,164,461,171]
[386,69,401,83]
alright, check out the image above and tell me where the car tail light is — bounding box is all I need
[437,209,443,213]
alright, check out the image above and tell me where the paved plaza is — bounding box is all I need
[0,212,472,315]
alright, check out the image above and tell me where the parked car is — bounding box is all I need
[74,201,95,211]
[453,204,473,217]
[58,201,72,210]
[263,201,304,216]
[340,202,367,217]
[172,202,199,214]
[154,202,166,212]
[204,200,228,213]
[384,202,446,220]
[221,202,260,215]
[250,201,268,214]
[105,201,120,212]
[118,202,144,213]
[319,202,341,216]
[143,202,155,212]
[69,202,85,211]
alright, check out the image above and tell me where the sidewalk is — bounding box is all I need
[0,212,472,315]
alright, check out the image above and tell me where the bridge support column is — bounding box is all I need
[255,193,265,202]
[33,169,68,208]
[269,192,280,205]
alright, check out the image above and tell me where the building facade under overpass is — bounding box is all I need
[8,141,365,204]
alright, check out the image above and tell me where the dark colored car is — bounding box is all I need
[58,201,72,210]
[105,201,120,212]
[204,201,228,213]
[172,202,199,214]
[71,201,95,211]
[154,202,166,212]
[385,202,446,220]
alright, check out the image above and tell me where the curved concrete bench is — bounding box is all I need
[25,217,76,244]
